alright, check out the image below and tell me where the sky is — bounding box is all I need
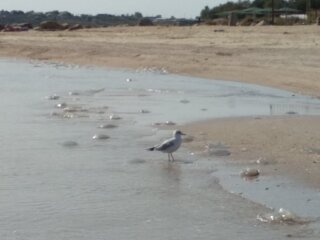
[1,0,225,18]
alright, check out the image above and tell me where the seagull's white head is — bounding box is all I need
[173,130,186,137]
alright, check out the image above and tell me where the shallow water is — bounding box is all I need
[1,58,320,239]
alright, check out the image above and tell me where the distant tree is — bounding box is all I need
[200,6,211,19]
[251,0,267,8]
[200,1,251,19]
[313,0,320,8]
[289,0,320,11]
[80,14,93,22]
[10,10,24,15]
[199,0,320,20]
[25,11,35,15]
[59,11,73,19]
[0,9,169,26]
[213,0,251,12]
[134,12,143,19]
[262,0,286,8]
[46,10,59,16]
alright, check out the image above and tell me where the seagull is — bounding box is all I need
[147,130,186,161]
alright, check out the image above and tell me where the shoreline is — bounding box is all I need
[0,25,320,96]
[1,25,320,189]
[180,115,320,189]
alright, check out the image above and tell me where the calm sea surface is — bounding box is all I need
[1,58,320,239]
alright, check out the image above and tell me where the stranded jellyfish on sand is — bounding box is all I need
[109,114,121,120]
[46,94,60,100]
[240,168,260,179]
[98,124,118,129]
[61,141,79,147]
[257,208,311,225]
[92,134,110,140]
[153,121,176,126]
[56,102,67,108]
[140,109,150,114]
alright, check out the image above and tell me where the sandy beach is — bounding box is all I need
[181,116,320,188]
[1,25,320,187]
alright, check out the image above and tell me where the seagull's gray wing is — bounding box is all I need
[155,138,175,151]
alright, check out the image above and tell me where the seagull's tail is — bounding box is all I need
[146,147,155,151]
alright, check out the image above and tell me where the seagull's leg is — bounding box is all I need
[168,153,171,161]
[171,153,175,162]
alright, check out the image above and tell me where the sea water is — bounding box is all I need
[1,58,320,239]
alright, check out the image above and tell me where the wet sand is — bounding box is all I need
[1,25,320,188]
[180,116,320,188]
